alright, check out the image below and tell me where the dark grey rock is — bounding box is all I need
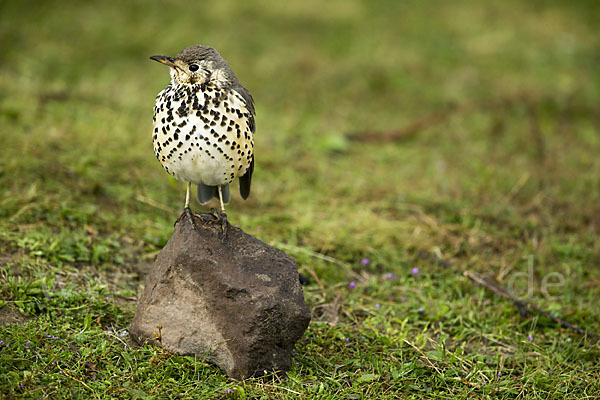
[129,211,311,379]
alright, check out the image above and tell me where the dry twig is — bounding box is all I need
[464,270,600,339]
[56,361,96,395]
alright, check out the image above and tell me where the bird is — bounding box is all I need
[150,45,255,218]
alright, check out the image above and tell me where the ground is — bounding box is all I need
[1,0,599,398]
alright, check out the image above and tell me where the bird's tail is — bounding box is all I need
[197,183,230,205]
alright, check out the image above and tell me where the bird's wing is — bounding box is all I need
[233,84,255,200]
[233,83,255,117]
[239,156,253,200]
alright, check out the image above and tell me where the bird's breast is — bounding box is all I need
[152,85,254,186]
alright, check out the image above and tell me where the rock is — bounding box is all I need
[129,211,311,379]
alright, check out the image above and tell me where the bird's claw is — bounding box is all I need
[179,207,200,231]
[178,207,229,238]
[216,210,228,239]
[196,208,228,238]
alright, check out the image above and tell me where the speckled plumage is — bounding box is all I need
[151,45,255,211]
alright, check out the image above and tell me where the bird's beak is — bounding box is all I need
[150,55,176,68]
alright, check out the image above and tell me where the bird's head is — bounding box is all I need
[150,45,235,87]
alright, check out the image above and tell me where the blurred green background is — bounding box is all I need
[1,0,599,398]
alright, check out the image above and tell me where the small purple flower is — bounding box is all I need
[392,274,398,280]
[497,371,501,377]
[345,337,350,343]
[386,272,393,280]
[375,303,381,309]
[124,345,128,350]
[25,341,30,348]
[293,358,297,364]
[105,296,110,302]
[411,267,419,276]
[528,334,533,342]
[225,388,234,394]
[361,258,370,266]
[0,340,4,346]
[418,307,424,313]
[19,382,23,389]
[348,281,356,289]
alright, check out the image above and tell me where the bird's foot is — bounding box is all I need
[175,210,186,225]
[199,208,229,238]
[177,207,200,232]
[217,211,228,239]
[210,208,221,221]
[191,211,205,222]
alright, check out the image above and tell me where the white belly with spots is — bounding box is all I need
[164,137,234,186]
[152,84,254,186]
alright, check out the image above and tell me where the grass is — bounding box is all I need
[1,0,600,398]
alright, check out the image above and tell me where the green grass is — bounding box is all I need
[1,0,600,398]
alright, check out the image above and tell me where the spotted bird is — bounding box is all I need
[151,45,255,214]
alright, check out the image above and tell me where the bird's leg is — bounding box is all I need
[186,183,204,219]
[179,182,199,231]
[185,182,191,209]
[217,185,228,237]
[217,185,226,214]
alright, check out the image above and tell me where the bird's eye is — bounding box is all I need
[189,64,200,72]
